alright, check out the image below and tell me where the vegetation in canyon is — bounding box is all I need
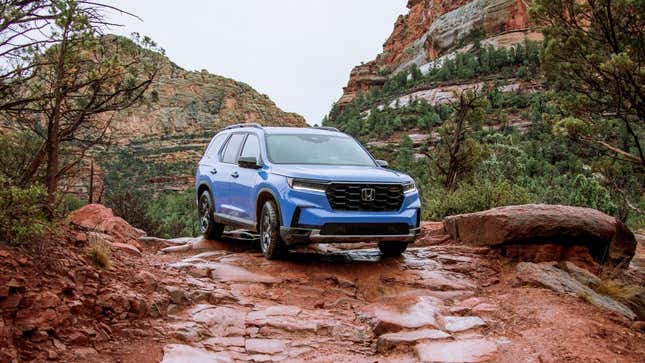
[325,0,644,229]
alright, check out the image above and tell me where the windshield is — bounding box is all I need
[265,134,376,166]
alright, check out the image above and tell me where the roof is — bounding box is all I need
[220,124,344,136]
[262,127,343,136]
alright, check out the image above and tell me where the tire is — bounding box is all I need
[378,241,408,257]
[259,200,286,259]
[199,191,224,240]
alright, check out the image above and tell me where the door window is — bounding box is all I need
[240,134,261,161]
[221,134,246,163]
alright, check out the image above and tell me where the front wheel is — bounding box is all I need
[199,192,224,240]
[259,200,286,259]
[378,241,408,257]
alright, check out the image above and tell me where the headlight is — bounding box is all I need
[287,178,327,193]
[403,181,417,194]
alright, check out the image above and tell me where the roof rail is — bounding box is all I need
[224,123,263,130]
[315,126,340,132]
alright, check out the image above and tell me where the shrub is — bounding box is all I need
[62,194,87,214]
[88,237,111,269]
[423,180,533,220]
[0,176,48,245]
[145,189,198,238]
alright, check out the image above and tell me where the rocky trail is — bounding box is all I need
[1,205,644,363]
[146,232,644,363]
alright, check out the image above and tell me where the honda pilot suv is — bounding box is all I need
[195,123,421,259]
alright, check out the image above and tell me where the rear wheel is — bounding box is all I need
[199,191,224,240]
[259,200,286,259]
[378,241,408,257]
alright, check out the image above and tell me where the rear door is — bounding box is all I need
[229,133,262,221]
[217,133,246,215]
[199,133,228,207]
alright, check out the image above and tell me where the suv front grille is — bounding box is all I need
[320,223,409,236]
[325,183,404,212]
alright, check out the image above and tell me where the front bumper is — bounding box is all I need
[280,226,420,246]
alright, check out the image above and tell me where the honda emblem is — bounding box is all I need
[361,188,376,202]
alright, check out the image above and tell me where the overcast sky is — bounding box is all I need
[105,1,407,125]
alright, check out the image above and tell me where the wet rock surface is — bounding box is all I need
[151,230,643,362]
[159,240,502,362]
[2,215,644,362]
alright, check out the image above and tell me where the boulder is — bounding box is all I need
[444,204,636,267]
[70,204,145,247]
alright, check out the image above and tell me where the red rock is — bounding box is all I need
[110,242,142,257]
[67,331,88,345]
[377,329,450,352]
[416,339,498,362]
[0,294,22,309]
[443,316,487,333]
[69,204,145,245]
[161,344,234,363]
[444,204,637,267]
[360,296,443,335]
[245,338,287,354]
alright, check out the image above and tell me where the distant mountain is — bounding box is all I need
[81,35,307,198]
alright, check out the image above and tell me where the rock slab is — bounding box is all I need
[444,204,636,267]
[416,338,498,362]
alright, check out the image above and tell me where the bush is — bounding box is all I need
[0,176,48,245]
[62,194,87,214]
[145,189,198,238]
[423,180,533,220]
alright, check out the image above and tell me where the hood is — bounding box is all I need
[269,164,413,183]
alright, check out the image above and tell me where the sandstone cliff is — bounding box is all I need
[338,0,536,108]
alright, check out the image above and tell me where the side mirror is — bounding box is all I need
[376,160,389,168]
[238,156,261,169]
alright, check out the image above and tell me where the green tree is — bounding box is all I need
[435,90,489,191]
[0,1,162,216]
[531,0,644,167]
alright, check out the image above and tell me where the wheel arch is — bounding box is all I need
[197,182,212,203]
[256,188,282,230]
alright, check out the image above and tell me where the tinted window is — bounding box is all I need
[205,134,227,159]
[240,135,260,161]
[266,134,375,166]
[222,134,246,163]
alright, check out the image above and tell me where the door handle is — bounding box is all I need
[210,168,217,175]
[231,171,239,178]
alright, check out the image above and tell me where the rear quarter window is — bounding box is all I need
[221,134,246,163]
[205,133,228,159]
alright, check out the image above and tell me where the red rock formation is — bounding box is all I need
[443,204,637,268]
[336,0,532,109]
[379,0,472,67]
[338,62,387,108]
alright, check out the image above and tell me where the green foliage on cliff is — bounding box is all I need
[325,34,643,226]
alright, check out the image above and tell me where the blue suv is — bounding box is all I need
[195,123,421,259]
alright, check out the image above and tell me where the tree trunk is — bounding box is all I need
[88,160,94,204]
[45,118,59,218]
[445,155,458,192]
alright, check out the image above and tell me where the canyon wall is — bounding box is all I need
[339,0,533,108]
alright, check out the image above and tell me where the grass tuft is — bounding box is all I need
[595,279,643,305]
[88,238,111,269]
